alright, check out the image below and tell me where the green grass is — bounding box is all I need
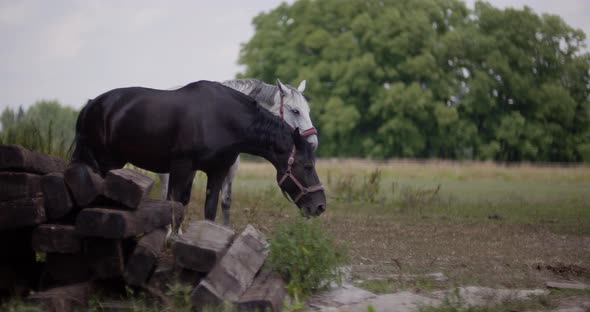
[210,159,590,235]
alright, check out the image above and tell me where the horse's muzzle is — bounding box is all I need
[302,202,326,217]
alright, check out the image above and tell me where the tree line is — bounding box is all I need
[2,0,589,162]
[238,0,590,162]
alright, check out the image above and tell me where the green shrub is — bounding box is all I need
[268,217,347,297]
[0,101,78,159]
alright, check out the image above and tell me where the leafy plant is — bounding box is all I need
[268,217,347,297]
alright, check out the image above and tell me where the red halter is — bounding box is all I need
[277,145,324,203]
[279,93,317,137]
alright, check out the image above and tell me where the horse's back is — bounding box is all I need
[73,81,258,173]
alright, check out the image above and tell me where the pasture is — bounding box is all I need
[178,158,590,294]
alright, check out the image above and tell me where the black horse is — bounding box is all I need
[71,80,326,221]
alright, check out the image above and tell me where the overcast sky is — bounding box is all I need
[1,0,589,111]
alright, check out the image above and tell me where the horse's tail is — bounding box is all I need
[69,100,99,169]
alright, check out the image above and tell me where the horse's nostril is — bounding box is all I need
[317,204,325,213]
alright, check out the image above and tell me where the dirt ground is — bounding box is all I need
[321,214,590,288]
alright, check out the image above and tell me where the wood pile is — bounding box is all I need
[0,145,288,311]
[173,221,287,312]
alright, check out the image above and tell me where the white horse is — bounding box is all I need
[160,78,318,225]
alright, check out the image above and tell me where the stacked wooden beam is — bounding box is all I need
[1,145,289,311]
[171,221,287,311]
[0,145,184,308]
[0,145,65,297]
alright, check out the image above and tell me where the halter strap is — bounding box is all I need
[279,92,317,138]
[277,145,324,203]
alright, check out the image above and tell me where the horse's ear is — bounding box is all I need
[297,80,306,93]
[277,79,291,97]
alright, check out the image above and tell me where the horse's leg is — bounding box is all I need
[167,159,195,237]
[180,171,196,206]
[220,156,240,226]
[204,167,231,222]
[167,159,194,205]
[159,173,169,200]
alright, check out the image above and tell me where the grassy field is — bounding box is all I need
[178,159,590,294]
[184,158,590,233]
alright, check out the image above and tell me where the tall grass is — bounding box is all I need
[231,159,590,234]
[0,119,71,159]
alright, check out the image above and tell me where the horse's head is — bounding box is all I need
[276,128,326,217]
[275,79,319,151]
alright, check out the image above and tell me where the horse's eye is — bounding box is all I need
[291,108,300,115]
[304,163,313,170]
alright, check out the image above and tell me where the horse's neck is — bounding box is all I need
[223,79,277,111]
[236,109,291,168]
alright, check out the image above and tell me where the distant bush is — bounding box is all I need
[268,217,347,297]
[0,101,78,159]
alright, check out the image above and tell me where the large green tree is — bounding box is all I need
[239,0,590,161]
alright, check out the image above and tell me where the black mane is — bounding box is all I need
[247,104,315,160]
[247,105,292,152]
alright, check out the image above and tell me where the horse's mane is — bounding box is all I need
[223,79,278,107]
[247,104,315,160]
[247,104,292,151]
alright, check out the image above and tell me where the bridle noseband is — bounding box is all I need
[279,92,317,138]
[277,145,324,203]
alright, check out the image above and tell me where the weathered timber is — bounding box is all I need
[41,173,74,220]
[75,199,183,239]
[64,163,103,207]
[0,265,18,291]
[103,168,154,209]
[0,172,42,201]
[93,300,136,312]
[146,263,175,292]
[174,221,235,272]
[0,144,66,174]
[0,267,30,298]
[146,262,204,294]
[28,282,94,312]
[83,238,128,279]
[237,270,287,312]
[43,253,91,285]
[32,224,80,253]
[0,196,46,230]
[0,227,36,267]
[75,208,139,238]
[0,265,31,297]
[0,227,39,295]
[191,225,268,308]
[124,228,167,286]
